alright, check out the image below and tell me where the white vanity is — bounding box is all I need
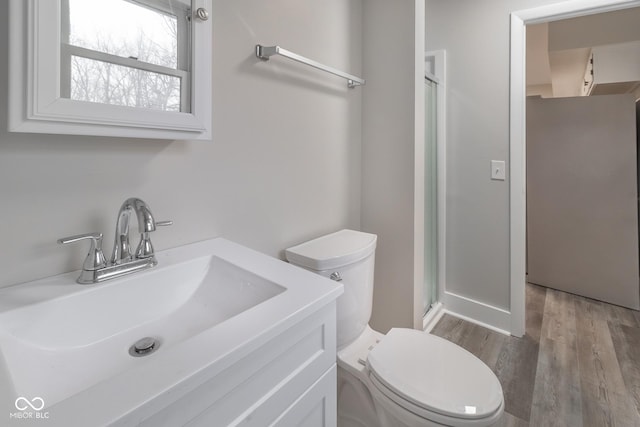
[0,238,342,426]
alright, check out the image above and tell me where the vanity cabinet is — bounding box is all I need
[138,304,338,427]
[0,238,341,427]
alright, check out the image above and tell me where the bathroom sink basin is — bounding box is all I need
[0,238,342,426]
[0,254,284,408]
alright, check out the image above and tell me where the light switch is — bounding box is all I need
[491,160,506,181]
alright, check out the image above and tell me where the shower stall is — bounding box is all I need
[422,50,445,324]
[423,75,438,315]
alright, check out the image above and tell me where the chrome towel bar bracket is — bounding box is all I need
[255,44,365,88]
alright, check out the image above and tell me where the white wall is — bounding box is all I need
[592,41,640,84]
[0,0,363,289]
[424,0,566,313]
[548,47,591,97]
[548,7,640,51]
[527,84,554,97]
[526,23,552,87]
[362,0,424,332]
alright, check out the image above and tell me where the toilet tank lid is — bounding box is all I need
[285,229,377,271]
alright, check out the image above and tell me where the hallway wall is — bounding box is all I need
[527,94,639,309]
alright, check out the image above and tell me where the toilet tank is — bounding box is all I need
[285,229,377,349]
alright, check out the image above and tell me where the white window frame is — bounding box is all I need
[8,0,212,140]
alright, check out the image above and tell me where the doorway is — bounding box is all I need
[510,0,640,336]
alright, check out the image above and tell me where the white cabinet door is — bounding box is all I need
[273,365,337,427]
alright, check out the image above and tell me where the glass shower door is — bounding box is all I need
[423,78,438,314]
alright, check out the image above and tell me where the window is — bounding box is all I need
[61,0,191,113]
[9,0,211,140]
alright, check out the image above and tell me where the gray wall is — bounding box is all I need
[362,0,423,332]
[0,0,363,289]
[425,0,566,310]
[527,95,639,309]
[548,7,640,51]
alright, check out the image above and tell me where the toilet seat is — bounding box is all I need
[366,328,503,424]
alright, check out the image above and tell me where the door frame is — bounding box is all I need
[509,0,640,336]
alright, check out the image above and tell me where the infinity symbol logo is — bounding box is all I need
[15,397,45,411]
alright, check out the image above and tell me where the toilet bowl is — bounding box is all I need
[286,230,504,427]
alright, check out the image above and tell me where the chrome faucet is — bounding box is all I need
[58,198,172,284]
[111,197,172,264]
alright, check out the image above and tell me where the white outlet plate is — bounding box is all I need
[491,160,506,181]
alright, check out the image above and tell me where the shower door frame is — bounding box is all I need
[422,50,447,330]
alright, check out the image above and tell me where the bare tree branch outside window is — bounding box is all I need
[68,3,184,112]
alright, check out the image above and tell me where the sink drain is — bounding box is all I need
[129,337,160,357]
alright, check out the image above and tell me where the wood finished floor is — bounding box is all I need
[430,284,640,427]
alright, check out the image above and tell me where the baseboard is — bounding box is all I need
[422,302,445,332]
[443,291,512,336]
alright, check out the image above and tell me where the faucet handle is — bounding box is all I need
[135,220,172,259]
[57,232,107,271]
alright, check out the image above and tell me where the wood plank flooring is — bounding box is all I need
[430,284,640,427]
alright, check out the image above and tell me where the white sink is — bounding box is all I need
[0,238,342,426]
[0,254,284,408]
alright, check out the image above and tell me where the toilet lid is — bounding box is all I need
[367,328,503,420]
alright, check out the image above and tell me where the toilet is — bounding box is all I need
[285,229,504,427]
